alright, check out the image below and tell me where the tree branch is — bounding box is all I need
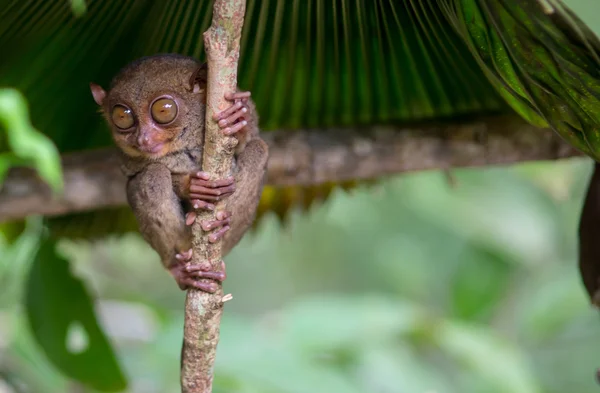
[0,116,583,223]
[180,0,246,392]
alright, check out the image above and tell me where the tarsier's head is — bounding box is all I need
[90,54,207,159]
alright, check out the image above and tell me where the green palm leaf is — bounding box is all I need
[0,0,505,154]
[440,0,600,159]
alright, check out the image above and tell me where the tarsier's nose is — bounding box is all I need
[137,133,151,147]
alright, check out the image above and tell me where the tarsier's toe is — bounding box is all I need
[175,248,193,261]
[201,210,232,231]
[208,226,230,243]
[186,264,227,282]
[179,279,218,293]
[175,260,227,292]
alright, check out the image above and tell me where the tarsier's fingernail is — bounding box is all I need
[207,204,215,210]
[242,120,248,126]
[242,107,247,113]
[194,203,199,209]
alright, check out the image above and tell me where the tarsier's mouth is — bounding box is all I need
[138,142,165,154]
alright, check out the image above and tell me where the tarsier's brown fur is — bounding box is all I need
[90,54,268,290]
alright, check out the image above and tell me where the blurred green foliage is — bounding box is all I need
[2,157,599,392]
[0,89,62,192]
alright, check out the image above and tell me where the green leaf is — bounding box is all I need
[440,0,600,159]
[25,236,127,391]
[0,88,63,192]
[0,0,503,154]
[435,321,541,393]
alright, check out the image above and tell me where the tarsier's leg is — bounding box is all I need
[126,163,223,293]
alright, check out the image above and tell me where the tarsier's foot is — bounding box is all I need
[171,249,227,292]
[213,91,251,135]
[185,210,232,243]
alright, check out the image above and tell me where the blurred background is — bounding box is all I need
[2,156,600,393]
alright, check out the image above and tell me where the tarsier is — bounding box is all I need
[89,54,268,292]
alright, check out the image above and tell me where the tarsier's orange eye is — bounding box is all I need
[151,98,178,124]
[111,105,134,130]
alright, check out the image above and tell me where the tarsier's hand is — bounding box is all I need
[187,171,235,210]
[213,90,251,136]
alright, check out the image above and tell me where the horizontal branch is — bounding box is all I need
[0,115,584,222]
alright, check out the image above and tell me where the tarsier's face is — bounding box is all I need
[106,93,183,158]
[90,55,205,159]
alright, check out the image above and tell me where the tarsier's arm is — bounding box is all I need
[579,161,600,306]
[126,163,190,267]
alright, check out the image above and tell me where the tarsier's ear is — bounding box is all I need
[189,62,208,93]
[89,83,107,105]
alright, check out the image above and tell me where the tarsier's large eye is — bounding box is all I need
[111,105,134,130]
[151,98,178,124]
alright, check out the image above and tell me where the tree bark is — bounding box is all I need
[0,116,584,223]
[180,0,246,392]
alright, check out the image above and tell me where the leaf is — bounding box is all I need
[435,321,541,393]
[0,217,44,307]
[440,0,600,159]
[25,236,127,391]
[0,0,503,154]
[0,88,63,192]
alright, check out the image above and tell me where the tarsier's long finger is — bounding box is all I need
[201,217,231,231]
[208,225,230,243]
[191,172,234,187]
[180,279,218,293]
[222,120,248,136]
[190,183,235,196]
[190,192,233,202]
[218,106,248,128]
[187,270,226,282]
[225,91,251,101]
[213,101,243,121]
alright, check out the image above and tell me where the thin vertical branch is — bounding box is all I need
[180,0,246,392]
